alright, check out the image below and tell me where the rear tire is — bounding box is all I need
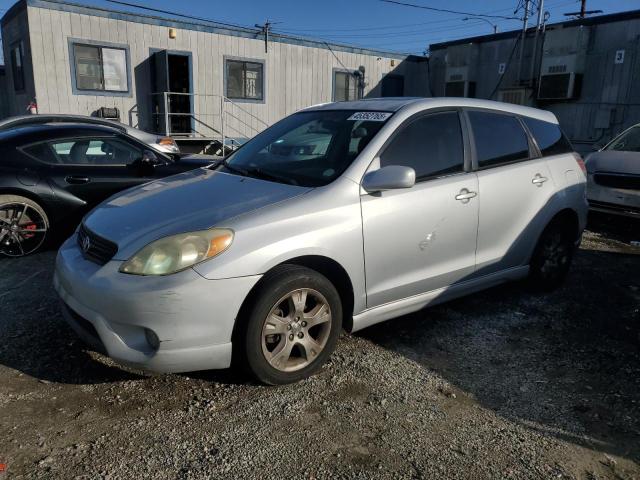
[0,195,49,257]
[528,219,576,291]
[236,265,342,385]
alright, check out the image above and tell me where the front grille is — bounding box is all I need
[593,172,640,191]
[77,224,118,265]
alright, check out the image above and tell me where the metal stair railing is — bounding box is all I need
[150,92,269,151]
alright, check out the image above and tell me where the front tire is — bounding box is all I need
[528,220,576,291]
[237,265,342,385]
[0,195,49,257]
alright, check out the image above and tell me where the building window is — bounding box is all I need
[333,71,360,102]
[72,42,129,93]
[225,59,264,101]
[10,41,25,92]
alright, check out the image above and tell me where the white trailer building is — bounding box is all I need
[0,0,429,149]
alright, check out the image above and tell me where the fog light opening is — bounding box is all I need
[145,328,160,351]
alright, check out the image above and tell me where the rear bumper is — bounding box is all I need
[54,235,261,373]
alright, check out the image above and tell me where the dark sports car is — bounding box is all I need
[0,123,215,257]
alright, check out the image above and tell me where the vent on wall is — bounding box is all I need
[498,89,530,105]
[547,65,567,74]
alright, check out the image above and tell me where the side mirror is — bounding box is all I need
[141,150,162,166]
[362,165,416,193]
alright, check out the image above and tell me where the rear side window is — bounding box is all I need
[468,111,530,168]
[522,117,573,156]
[23,143,58,164]
[380,111,464,181]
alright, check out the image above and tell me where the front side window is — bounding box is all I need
[522,117,573,156]
[73,43,128,92]
[380,111,464,181]
[226,59,264,101]
[604,126,640,153]
[468,111,530,168]
[223,110,390,187]
[25,138,142,165]
[10,41,25,92]
[334,71,360,102]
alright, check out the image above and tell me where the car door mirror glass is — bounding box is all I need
[362,165,416,193]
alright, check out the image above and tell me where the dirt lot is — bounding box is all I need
[1,214,639,479]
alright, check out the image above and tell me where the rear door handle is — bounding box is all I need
[532,174,548,186]
[65,176,90,185]
[455,188,477,203]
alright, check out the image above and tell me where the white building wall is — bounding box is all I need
[22,3,428,137]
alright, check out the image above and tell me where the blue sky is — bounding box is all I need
[0,0,636,59]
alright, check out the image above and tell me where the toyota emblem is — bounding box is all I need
[81,235,91,253]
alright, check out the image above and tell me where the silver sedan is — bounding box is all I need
[55,98,587,384]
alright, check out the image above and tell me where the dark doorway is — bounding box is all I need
[381,74,405,97]
[150,50,193,136]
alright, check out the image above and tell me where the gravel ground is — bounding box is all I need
[1,214,639,479]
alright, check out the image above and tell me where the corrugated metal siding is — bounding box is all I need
[20,5,429,134]
[428,16,640,146]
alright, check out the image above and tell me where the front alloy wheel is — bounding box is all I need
[261,288,332,372]
[0,196,49,257]
[238,265,342,385]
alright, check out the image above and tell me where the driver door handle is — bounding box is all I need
[532,174,548,186]
[65,176,90,185]
[455,188,477,203]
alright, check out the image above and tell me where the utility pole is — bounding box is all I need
[255,20,272,53]
[528,0,544,88]
[580,0,586,18]
[517,0,531,86]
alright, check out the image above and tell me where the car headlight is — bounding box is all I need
[119,228,233,276]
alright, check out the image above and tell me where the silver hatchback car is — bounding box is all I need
[55,98,588,384]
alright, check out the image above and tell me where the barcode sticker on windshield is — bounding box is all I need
[347,112,392,122]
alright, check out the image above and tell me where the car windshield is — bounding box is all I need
[605,125,640,152]
[221,110,391,187]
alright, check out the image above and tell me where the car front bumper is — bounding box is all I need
[54,235,262,373]
[587,175,640,218]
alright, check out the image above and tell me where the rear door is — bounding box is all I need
[361,110,479,307]
[467,109,555,275]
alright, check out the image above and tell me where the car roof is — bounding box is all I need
[303,97,558,124]
[0,123,124,144]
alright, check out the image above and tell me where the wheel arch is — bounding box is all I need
[0,187,53,223]
[233,255,356,342]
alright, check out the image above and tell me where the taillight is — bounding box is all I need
[574,153,587,176]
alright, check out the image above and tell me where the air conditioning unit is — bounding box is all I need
[444,44,479,98]
[445,80,476,98]
[538,27,589,101]
[538,72,582,100]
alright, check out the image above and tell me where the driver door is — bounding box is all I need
[45,135,149,207]
[360,110,479,308]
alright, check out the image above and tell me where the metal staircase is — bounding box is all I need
[150,92,270,155]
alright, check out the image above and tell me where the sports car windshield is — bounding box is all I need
[605,125,640,152]
[221,110,391,187]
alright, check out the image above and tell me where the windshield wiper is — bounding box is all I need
[219,159,249,177]
[243,167,299,186]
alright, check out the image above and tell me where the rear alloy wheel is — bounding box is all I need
[239,265,342,385]
[528,221,575,291]
[0,195,49,257]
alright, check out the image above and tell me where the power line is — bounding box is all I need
[379,0,522,21]
[105,0,258,32]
